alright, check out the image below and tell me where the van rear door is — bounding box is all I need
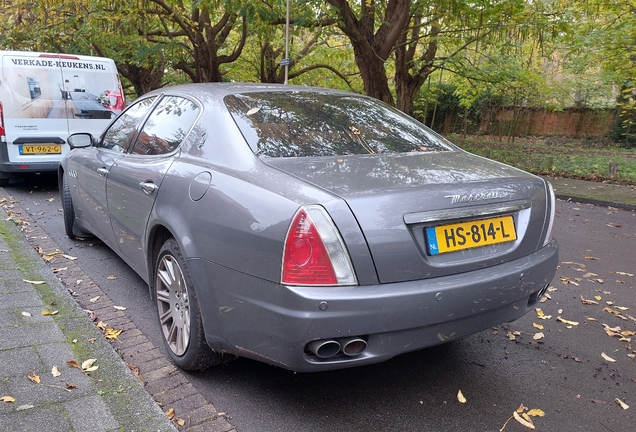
[62,55,124,135]
[0,51,124,179]
[0,51,71,172]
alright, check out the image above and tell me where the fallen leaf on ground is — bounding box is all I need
[556,316,579,326]
[42,250,61,261]
[513,411,535,430]
[580,295,599,305]
[23,279,45,285]
[62,254,78,260]
[81,358,98,372]
[104,328,123,340]
[601,352,617,363]
[584,256,600,260]
[27,373,41,384]
[533,332,544,340]
[21,311,32,317]
[615,398,629,410]
[113,305,126,311]
[107,275,116,280]
[559,276,579,286]
[89,296,100,303]
[616,272,634,277]
[51,366,61,377]
[1,396,15,403]
[532,323,544,330]
[535,308,552,320]
[603,307,625,317]
[457,390,467,403]
[42,310,58,316]
[129,366,142,384]
[165,408,175,419]
[527,408,545,417]
[67,360,80,369]
[177,419,185,426]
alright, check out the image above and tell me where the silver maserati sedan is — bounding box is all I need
[59,83,558,372]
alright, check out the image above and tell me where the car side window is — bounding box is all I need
[99,97,157,152]
[130,96,201,156]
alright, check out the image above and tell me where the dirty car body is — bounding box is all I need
[59,83,558,372]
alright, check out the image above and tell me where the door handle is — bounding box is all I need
[139,181,158,194]
[96,167,108,177]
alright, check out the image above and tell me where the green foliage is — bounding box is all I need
[0,0,633,143]
[611,86,636,147]
[454,136,636,184]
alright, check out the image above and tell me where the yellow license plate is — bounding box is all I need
[426,215,517,255]
[19,144,62,155]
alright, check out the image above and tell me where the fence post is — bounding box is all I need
[609,162,619,179]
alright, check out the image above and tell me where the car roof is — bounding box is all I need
[144,82,361,100]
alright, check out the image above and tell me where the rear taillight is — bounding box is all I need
[543,181,556,246]
[0,102,5,141]
[282,205,357,286]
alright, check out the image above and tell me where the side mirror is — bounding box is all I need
[67,133,95,149]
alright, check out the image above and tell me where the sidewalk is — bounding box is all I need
[0,215,176,432]
[0,176,634,432]
[543,175,636,211]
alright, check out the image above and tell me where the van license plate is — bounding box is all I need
[19,145,62,155]
[426,215,517,255]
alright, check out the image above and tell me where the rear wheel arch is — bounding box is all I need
[146,224,174,298]
[153,236,229,370]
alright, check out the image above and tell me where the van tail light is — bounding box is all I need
[282,205,357,286]
[0,102,5,142]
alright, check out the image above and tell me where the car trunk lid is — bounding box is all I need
[264,151,549,283]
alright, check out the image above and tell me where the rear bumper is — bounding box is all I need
[0,146,60,173]
[0,161,60,173]
[188,240,558,372]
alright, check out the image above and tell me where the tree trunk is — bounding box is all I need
[354,44,394,105]
[117,63,165,97]
[326,0,411,105]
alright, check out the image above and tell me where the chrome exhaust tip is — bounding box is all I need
[306,339,341,359]
[339,337,367,356]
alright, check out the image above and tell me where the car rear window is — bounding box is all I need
[225,91,452,157]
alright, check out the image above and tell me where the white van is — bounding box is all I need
[0,51,124,185]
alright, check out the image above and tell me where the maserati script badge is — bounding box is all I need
[445,191,505,204]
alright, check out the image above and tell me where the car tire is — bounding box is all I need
[154,238,226,371]
[60,173,91,239]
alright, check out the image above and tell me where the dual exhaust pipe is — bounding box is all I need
[306,337,367,359]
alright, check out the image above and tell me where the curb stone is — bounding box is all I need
[0,211,176,432]
[0,188,236,432]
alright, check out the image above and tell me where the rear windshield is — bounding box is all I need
[225,91,451,157]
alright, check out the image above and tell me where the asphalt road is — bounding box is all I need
[4,172,636,431]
